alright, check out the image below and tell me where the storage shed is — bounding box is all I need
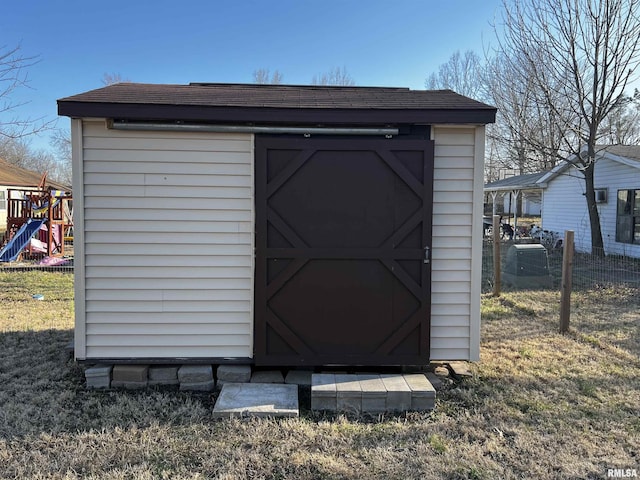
[57,83,496,366]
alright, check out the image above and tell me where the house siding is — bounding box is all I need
[77,119,254,360]
[542,158,640,257]
[431,126,481,361]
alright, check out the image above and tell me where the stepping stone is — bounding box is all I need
[448,361,473,378]
[213,383,298,419]
[335,374,362,413]
[311,373,438,414]
[251,370,284,384]
[403,374,436,411]
[311,373,337,412]
[357,374,387,414]
[380,374,412,412]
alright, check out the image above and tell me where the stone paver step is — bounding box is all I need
[311,373,436,413]
[213,383,299,419]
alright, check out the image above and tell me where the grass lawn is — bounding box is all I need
[0,272,638,479]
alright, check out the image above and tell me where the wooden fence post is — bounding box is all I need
[559,230,575,333]
[492,215,501,297]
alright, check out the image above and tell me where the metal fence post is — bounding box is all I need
[560,230,575,333]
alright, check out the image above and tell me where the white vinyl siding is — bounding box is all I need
[431,126,482,361]
[542,158,640,258]
[77,119,254,359]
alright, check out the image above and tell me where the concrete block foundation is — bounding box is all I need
[178,365,213,384]
[85,364,112,389]
[83,364,438,415]
[112,365,148,383]
[149,366,179,386]
[217,365,251,383]
[180,380,216,392]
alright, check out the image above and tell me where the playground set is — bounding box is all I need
[0,174,73,263]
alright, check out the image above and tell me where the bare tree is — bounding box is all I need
[426,50,484,99]
[484,51,569,175]
[312,66,355,86]
[50,72,129,183]
[0,44,52,139]
[598,90,640,144]
[50,128,72,184]
[425,50,508,184]
[0,136,69,184]
[101,72,130,85]
[496,0,640,254]
[253,68,284,84]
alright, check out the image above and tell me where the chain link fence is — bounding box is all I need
[0,237,74,273]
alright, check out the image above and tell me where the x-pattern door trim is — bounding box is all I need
[255,135,434,365]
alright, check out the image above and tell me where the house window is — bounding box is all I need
[616,189,640,244]
[0,191,5,210]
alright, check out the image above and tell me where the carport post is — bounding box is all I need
[512,190,520,237]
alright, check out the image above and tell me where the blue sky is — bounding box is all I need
[2,0,502,151]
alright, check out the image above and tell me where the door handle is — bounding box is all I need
[424,246,431,264]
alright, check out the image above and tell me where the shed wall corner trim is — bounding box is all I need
[469,125,486,361]
[72,118,87,360]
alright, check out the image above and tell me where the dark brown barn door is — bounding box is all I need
[255,136,434,366]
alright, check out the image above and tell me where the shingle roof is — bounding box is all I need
[538,144,640,184]
[57,83,497,125]
[484,171,548,191]
[599,144,640,163]
[0,158,69,190]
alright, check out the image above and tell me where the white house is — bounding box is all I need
[540,145,640,257]
[58,82,496,365]
[484,171,546,217]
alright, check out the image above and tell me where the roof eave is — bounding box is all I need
[57,101,497,125]
[484,183,547,192]
[600,149,640,169]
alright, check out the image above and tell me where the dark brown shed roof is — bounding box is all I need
[57,83,496,125]
[0,158,69,190]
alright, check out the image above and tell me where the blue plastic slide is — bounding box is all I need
[0,218,47,262]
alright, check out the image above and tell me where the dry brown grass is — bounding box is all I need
[0,272,638,479]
